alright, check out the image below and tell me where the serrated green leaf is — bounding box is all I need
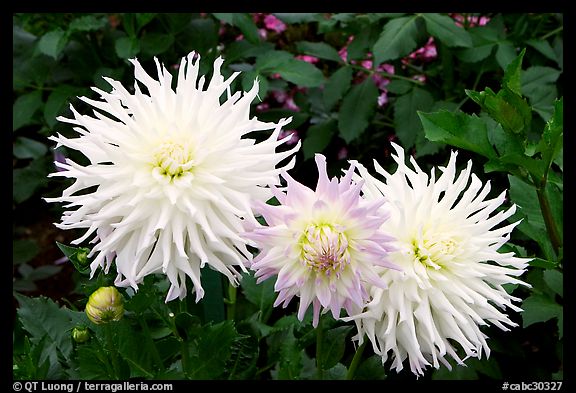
[496,42,518,71]
[467,357,503,379]
[13,137,48,160]
[56,242,91,275]
[323,66,352,111]
[240,272,276,314]
[540,98,563,172]
[140,33,174,56]
[255,50,294,72]
[325,363,347,380]
[454,26,498,63]
[394,88,434,148]
[188,321,238,379]
[419,110,496,159]
[386,80,412,95]
[37,29,68,59]
[543,270,563,298]
[481,87,532,134]
[422,13,472,48]
[275,325,303,379]
[529,258,558,269]
[319,325,353,370]
[296,41,343,62]
[354,355,387,380]
[13,90,43,131]
[227,334,259,379]
[338,78,378,143]
[373,15,419,65]
[501,47,525,95]
[303,119,337,160]
[521,294,562,328]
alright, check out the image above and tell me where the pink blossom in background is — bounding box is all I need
[256,102,270,112]
[452,14,491,28]
[338,36,354,63]
[405,37,437,63]
[361,59,373,70]
[278,129,300,145]
[377,91,389,107]
[337,146,348,160]
[258,28,268,40]
[272,90,289,104]
[296,55,319,64]
[413,74,427,83]
[283,97,300,112]
[264,14,287,33]
[235,34,244,41]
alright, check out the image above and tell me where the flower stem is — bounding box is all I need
[536,186,562,255]
[226,282,237,321]
[346,340,367,380]
[316,315,324,380]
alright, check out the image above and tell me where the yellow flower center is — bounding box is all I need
[151,140,195,179]
[412,236,458,270]
[299,224,350,277]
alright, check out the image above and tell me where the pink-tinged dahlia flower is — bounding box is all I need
[346,142,530,376]
[45,52,300,302]
[245,154,397,327]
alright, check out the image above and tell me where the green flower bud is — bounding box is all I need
[72,326,90,343]
[85,286,124,324]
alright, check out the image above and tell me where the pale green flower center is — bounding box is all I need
[152,140,195,179]
[412,237,458,270]
[299,224,351,277]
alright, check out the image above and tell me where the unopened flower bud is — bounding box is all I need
[85,286,124,324]
[72,326,90,343]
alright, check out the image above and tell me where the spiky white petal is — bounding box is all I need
[346,142,530,376]
[244,154,398,327]
[46,52,300,302]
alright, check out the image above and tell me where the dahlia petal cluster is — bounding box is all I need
[346,142,530,376]
[244,154,397,327]
[45,52,299,302]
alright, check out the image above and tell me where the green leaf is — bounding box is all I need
[323,66,353,111]
[240,272,276,315]
[303,119,337,160]
[419,110,496,159]
[226,334,259,379]
[15,294,88,364]
[467,357,503,379]
[325,363,348,380]
[55,242,91,275]
[140,33,174,56]
[296,41,343,62]
[177,18,218,55]
[338,78,378,143]
[543,270,563,298]
[255,50,294,72]
[496,42,518,71]
[394,87,434,148]
[13,157,51,203]
[521,294,562,328]
[454,26,498,63]
[467,87,532,134]
[13,90,43,131]
[526,84,558,121]
[273,13,322,24]
[529,258,558,270]
[44,86,83,128]
[13,239,40,265]
[508,175,545,231]
[188,321,238,379]
[275,59,324,88]
[319,325,353,370]
[539,98,563,172]
[135,13,157,32]
[274,325,303,379]
[213,13,260,44]
[241,70,268,98]
[526,39,558,63]
[354,355,387,380]
[13,137,48,160]
[502,47,525,96]
[386,80,413,95]
[432,362,478,379]
[422,13,472,47]
[521,66,561,98]
[115,36,140,59]
[69,15,108,32]
[37,29,68,59]
[373,15,419,65]
[76,346,114,379]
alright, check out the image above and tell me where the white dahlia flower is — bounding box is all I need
[244,154,397,327]
[45,52,300,302]
[347,142,530,376]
